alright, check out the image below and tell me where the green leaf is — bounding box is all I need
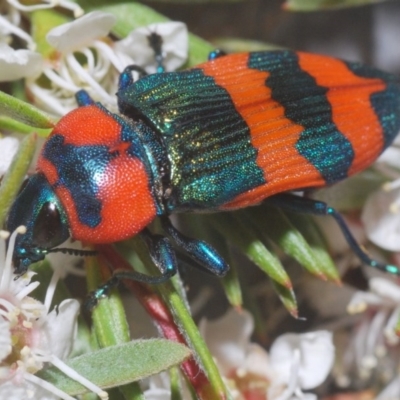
[284,0,386,11]
[38,340,191,396]
[86,257,144,399]
[86,257,131,346]
[181,214,243,307]
[127,236,229,400]
[270,280,298,318]
[0,116,51,137]
[0,91,54,129]
[170,366,183,400]
[0,133,37,226]
[287,213,340,283]
[245,207,329,280]
[208,213,292,289]
[81,2,213,67]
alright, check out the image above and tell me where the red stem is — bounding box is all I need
[96,244,213,397]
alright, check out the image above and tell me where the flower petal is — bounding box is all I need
[362,188,400,251]
[44,299,80,359]
[0,44,42,82]
[270,331,334,390]
[347,290,384,314]
[199,309,254,373]
[115,22,188,73]
[0,137,19,175]
[46,11,116,53]
[369,277,400,303]
[376,376,400,400]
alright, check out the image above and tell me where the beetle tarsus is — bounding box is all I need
[161,216,229,277]
[267,193,400,276]
[75,89,94,106]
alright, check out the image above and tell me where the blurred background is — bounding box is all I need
[148,0,400,74]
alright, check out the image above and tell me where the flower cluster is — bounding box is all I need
[2,1,400,399]
[0,228,107,399]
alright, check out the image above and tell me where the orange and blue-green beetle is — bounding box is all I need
[7,49,400,287]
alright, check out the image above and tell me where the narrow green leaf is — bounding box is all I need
[86,257,144,400]
[221,248,244,309]
[284,0,386,11]
[287,213,340,283]
[208,213,292,289]
[245,207,328,280]
[170,366,182,400]
[38,340,191,396]
[128,236,229,400]
[181,214,243,307]
[0,116,51,136]
[0,91,54,129]
[0,133,37,226]
[270,280,298,318]
[82,2,213,67]
[86,257,130,346]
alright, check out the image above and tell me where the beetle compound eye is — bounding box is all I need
[32,202,65,249]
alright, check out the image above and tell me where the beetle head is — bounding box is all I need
[7,173,69,274]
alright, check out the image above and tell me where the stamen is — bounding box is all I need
[56,0,84,18]
[7,0,84,18]
[43,67,81,92]
[1,226,26,291]
[49,354,109,399]
[66,53,115,103]
[383,178,400,192]
[16,281,40,301]
[0,14,36,50]
[364,310,387,368]
[23,371,77,400]
[0,298,17,314]
[28,83,71,116]
[44,268,62,311]
[93,41,126,72]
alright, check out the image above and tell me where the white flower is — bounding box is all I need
[6,0,83,18]
[336,277,400,390]
[0,228,108,400]
[200,309,334,400]
[0,136,19,175]
[46,11,116,54]
[115,22,188,74]
[362,186,400,252]
[0,43,42,82]
[28,11,189,116]
[268,331,335,400]
[0,0,83,51]
[0,5,35,49]
[362,136,400,252]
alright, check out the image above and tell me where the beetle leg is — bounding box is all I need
[118,65,148,91]
[208,49,226,61]
[267,193,400,276]
[75,90,94,106]
[161,216,229,277]
[147,32,165,73]
[85,228,177,309]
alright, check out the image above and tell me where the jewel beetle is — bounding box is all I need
[7,49,400,285]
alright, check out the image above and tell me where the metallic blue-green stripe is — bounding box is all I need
[344,61,400,150]
[118,69,266,211]
[249,51,355,185]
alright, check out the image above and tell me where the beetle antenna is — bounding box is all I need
[46,248,98,257]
